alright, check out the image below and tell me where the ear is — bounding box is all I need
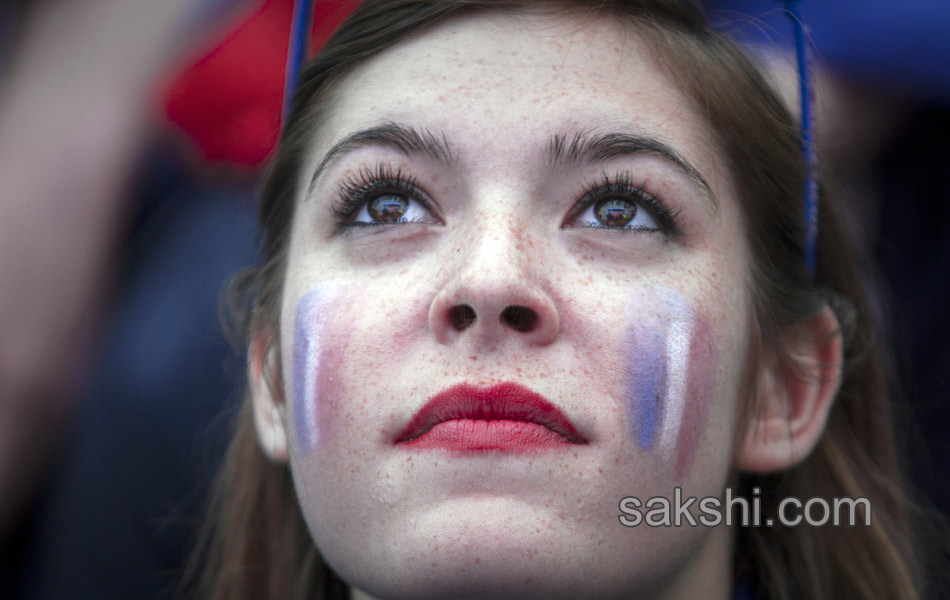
[249,331,289,462]
[737,306,843,472]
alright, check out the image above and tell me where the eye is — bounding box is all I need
[566,172,680,235]
[353,192,433,225]
[367,194,408,222]
[577,197,659,230]
[331,163,440,229]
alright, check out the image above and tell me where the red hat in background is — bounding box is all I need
[162,0,356,169]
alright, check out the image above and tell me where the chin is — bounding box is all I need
[341,556,641,600]
[315,498,687,600]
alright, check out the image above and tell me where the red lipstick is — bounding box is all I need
[395,382,586,452]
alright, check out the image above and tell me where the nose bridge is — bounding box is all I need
[461,206,530,282]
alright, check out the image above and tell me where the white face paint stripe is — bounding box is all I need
[303,320,321,448]
[293,284,343,453]
[658,308,694,458]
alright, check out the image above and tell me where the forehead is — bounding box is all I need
[309,9,730,199]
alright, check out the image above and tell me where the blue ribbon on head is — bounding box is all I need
[783,0,818,278]
[283,0,316,123]
[282,0,820,278]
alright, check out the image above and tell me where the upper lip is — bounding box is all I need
[394,382,587,444]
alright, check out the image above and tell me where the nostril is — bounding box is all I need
[501,305,538,333]
[449,305,477,331]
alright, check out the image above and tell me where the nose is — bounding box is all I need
[427,224,560,348]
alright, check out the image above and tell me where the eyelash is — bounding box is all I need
[329,163,681,236]
[329,163,434,232]
[568,170,681,237]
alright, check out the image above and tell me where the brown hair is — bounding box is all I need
[187,1,925,598]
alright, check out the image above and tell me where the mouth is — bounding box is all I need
[395,382,587,452]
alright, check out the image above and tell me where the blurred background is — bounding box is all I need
[0,0,946,598]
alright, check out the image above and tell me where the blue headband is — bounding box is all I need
[282,0,819,276]
[783,0,818,278]
[283,0,315,122]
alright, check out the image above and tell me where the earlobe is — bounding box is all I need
[249,332,289,462]
[737,306,843,473]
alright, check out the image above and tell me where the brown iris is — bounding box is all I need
[368,194,408,222]
[594,198,637,227]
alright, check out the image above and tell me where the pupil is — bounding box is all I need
[369,194,407,222]
[595,198,635,227]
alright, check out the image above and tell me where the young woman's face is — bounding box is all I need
[276,10,752,600]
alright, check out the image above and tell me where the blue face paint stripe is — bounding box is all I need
[628,327,668,449]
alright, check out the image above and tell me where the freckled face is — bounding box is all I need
[279,10,752,600]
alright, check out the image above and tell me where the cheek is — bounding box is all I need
[291,285,350,452]
[623,288,716,479]
[290,281,429,455]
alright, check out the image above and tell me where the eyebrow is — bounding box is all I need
[308,123,716,210]
[546,130,717,210]
[308,123,455,196]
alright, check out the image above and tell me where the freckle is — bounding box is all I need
[432,563,438,567]
[475,557,480,564]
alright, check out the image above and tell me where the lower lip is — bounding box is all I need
[399,418,572,452]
